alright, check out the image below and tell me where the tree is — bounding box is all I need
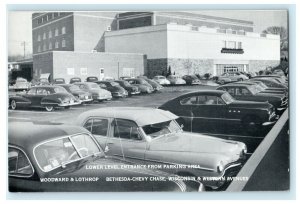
[262,26,288,51]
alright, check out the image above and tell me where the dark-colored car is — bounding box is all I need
[86,76,98,82]
[57,84,93,103]
[159,90,277,152]
[114,80,141,96]
[74,82,112,101]
[253,75,287,84]
[125,78,154,94]
[30,78,51,86]
[9,86,81,112]
[52,78,66,84]
[182,75,202,85]
[95,81,128,98]
[69,77,82,84]
[143,78,163,91]
[249,77,288,90]
[8,122,204,192]
[217,84,288,115]
[232,81,287,96]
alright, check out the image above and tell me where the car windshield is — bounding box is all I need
[248,85,259,94]
[69,85,81,91]
[158,76,165,79]
[254,84,264,92]
[110,82,119,86]
[121,81,130,86]
[34,134,102,172]
[53,87,68,93]
[142,120,181,139]
[221,92,235,104]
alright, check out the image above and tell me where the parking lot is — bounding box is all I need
[8,85,216,124]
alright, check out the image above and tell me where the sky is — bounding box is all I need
[7,10,288,57]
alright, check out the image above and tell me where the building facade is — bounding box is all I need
[31,11,281,80]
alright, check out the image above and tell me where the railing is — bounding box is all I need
[226,109,289,191]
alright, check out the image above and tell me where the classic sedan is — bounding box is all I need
[167,75,186,85]
[9,122,203,192]
[217,84,287,115]
[143,78,164,91]
[125,78,154,94]
[75,107,247,189]
[182,75,202,85]
[57,84,93,103]
[153,75,171,85]
[95,81,128,98]
[86,76,99,82]
[9,85,81,111]
[52,78,65,84]
[220,72,249,82]
[249,77,288,90]
[115,80,141,96]
[74,82,112,102]
[159,90,277,152]
[12,77,31,91]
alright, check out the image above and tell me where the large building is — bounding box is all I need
[31,11,280,81]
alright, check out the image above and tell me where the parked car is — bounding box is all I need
[52,78,65,84]
[12,77,31,91]
[143,78,164,91]
[213,75,232,85]
[159,90,277,152]
[114,80,141,96]
[74,82,112,102]
[167,75,186,85]
[248,77,288,90]
[125,78,154,94]
[8,122,204,192]
[69,77,82,84]
[217,83,288,115]
[30,78,51,86]
[220,72,249,82]
[153,75,171,85]
[252,75,287,85]
[248,80,288,95]
[182,75,201,85]
[95,81,128,98]
[272,69,286,76]
[119,76,133,80]
[57,84,93,103]
[86,76,99,82]
[233,81,287,96]
[75,107,247,189]
[9,85,81,112]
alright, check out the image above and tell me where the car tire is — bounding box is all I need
[11,100,17,110]
[45,106,54,112]
[238,78,243,81]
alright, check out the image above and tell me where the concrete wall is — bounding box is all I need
[52,51,146,82]
[249,60,281,73]
[73,12,117,52]
[33,52,54,79]
[105,25,168,59]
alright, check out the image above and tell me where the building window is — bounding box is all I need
[47,13,53,20]
[37,45,41,52]
[42,15,47,23]
[37,18,42,24]
[49,42,52,49]
[62,26,66,34]
[55,41,59,48]
[43,44,46,51]
[238,42,242,49]
[227,41,236,49]
[54,13,58,18]
[49,30,52,38]
[62,39,66,47]
[55,28,59,36]
[43,32,46,40]
[37,35,41,41]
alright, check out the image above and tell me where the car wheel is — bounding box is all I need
[45,106,54,112]
[238,78,243,81]
[11,100,17,110]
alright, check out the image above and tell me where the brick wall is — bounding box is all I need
[33,52,54,79]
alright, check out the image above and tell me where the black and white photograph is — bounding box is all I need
[7,9,290,193]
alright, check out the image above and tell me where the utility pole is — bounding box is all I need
[20,41,26,59]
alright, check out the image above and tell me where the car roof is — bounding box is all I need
[76,107,178,126]
[9,122,90,150]
[177,90,226,97]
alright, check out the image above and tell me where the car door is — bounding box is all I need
[33,88,49,107]
[105,118,147,163]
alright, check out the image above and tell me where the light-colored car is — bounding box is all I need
[220,72,249,82]
[167,75,186,85]
[75,107,247,189]
[153,75,171,85]
[13,77,31,90]
[215,75,232,85]
[74,82,112,101]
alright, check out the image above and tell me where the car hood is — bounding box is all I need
[229,100,272,109]
[254,92,283,100]
[71,90,89,96]
[148,132,245,159]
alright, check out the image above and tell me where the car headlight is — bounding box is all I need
[217,161,224,173]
